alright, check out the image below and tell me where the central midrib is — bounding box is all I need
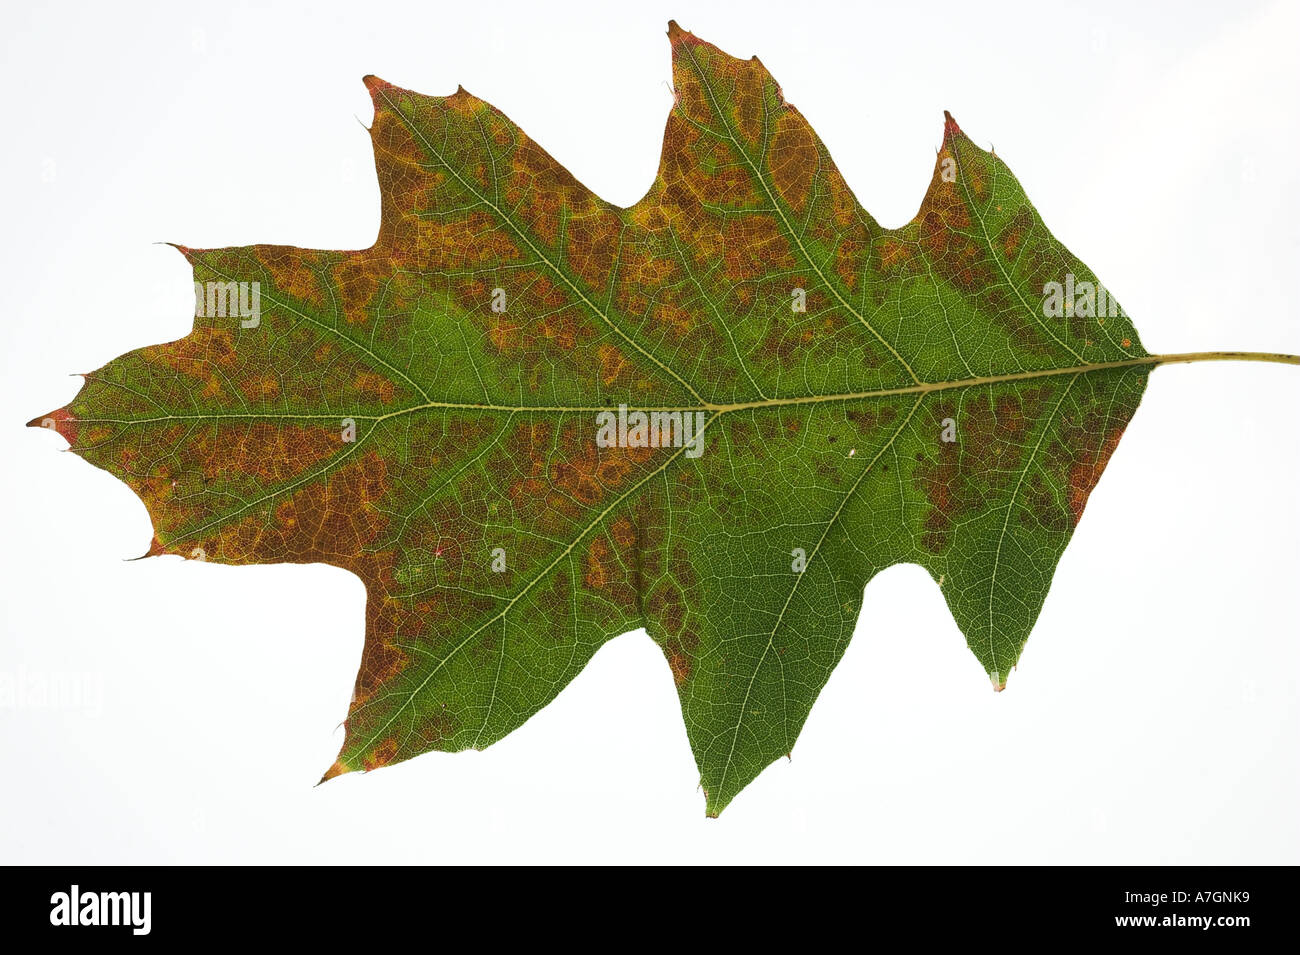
[81,352,1177,430]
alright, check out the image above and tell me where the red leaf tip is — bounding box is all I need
[363,75,402,117]
[27,408,77,444]
[667,19,700,48]
[943,110,963,140]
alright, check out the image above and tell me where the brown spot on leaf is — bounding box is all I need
[769,110,818,213]
[257,248,327,308]
[1066,425,1126,526]
[354,371,396,404]
[363,737,399,771]
[723,215,795,281]
[597,344,629,385]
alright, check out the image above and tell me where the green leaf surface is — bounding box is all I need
[30,21,1299,815]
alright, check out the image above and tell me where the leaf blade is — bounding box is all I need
[35,21,1281,816]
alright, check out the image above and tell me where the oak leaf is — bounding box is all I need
[30,21,1299,815]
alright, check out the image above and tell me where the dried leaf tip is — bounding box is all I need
[163,241,195,263]
[317,758,350,785]
[26,408,76,443]
[126,536,164,562]
[667,19,701,49]
[943,109,963,140]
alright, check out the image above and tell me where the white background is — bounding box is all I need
[2,0,1297,864]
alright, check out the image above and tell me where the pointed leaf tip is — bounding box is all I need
[28,408,76,443]
[943,110,962,139]
[363,75,404,116]
[126,537,165,562]
[318,758,351,785]
[667,19,700,49]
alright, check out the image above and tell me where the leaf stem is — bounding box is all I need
[1150,351,1300,368]
[708,351,1300,413]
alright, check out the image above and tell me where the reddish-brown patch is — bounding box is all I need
[597,344,628,385]
[567,208,623,291]
[143,325,237,379]
[667,18,707,50]
[649,573,698,688]
[655,67,758,222]
[504,420,650,533]
[723,215,795,281]
[997,208,1033,259]
[845,404,899,433]
[506,139,591,246]
[585,534,614,590]
[412,709,458,748]
[435,213,522,269]
[238,374,280,401]
[1067,426,1126,525]
[914,390,1048,553]
[27,407,78,445]
[652,302,694,337]
[537,306,583,352]
[834,234,869,288]
[488,315,521,352]
[330,251,385,325]
[257,248,327,309]
[362,737,399,771]
[610,516,636,551]
[943,110,963,140]
[195,423,343,484]
[878,239,914,271]
[918,155,971,258]
[647,579,685,636]
[367,99,446,243]
[769,110,817,213]
[666,646,692,686]
[354,371,396,404]
[825,166,859,229]
[726,57,771,146]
